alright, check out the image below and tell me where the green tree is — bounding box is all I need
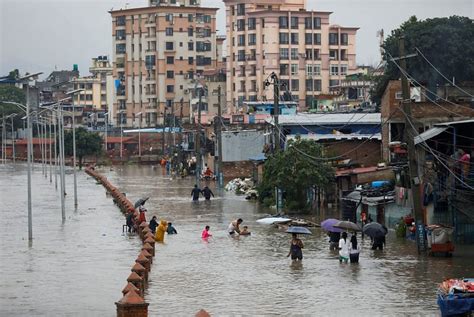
[257,138,334,211]
[64,127,103,169]
[372,15,474,104]
[0,85,26,130]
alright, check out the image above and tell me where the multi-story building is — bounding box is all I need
[110,0,222,128]
[224,0,358,112]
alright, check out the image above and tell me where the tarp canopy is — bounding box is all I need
[123,127,181,133]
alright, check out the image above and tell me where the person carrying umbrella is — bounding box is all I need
[287,233,304,261]
[338,232,350,263]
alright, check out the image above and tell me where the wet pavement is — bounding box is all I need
[1,164,473,316]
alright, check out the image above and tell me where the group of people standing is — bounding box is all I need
[191,184,215,201]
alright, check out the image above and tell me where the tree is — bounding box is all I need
[372,15,474,104]
[64,127,103,169]
[257,138,334,211]
[0,85,26,130]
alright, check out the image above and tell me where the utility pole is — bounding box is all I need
[162,107,166,155]
[271,72,280,152]
[216,85,224,187]
[398,36,425,253]
[195,87,202,186]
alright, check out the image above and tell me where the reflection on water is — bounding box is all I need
[1,164,473,316]
[107,166,474,316]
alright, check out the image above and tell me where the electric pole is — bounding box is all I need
[398,36,425,253]
[195,87,202,186]
[271,72,280,152]
[161,107,166,155]
[216,85,224,187]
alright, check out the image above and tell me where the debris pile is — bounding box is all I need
[225,178,258,199]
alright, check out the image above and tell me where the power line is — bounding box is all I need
[415,47,474,98]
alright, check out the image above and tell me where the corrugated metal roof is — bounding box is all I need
[414,127,448,145]
[287,133,381,141]
[266,113,381,126]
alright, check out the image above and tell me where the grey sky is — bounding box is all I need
[1,0,472,78]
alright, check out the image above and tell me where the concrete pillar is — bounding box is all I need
[140,249,153,264]
[144,237,155,255]
[132,262,148,282]
[195,309,211,317]
[136,253,150,272]
[122,282,140,296]
[127,271,144,297]
[142,243,154,258]
[141,227,151,241]
[115,289,149,317]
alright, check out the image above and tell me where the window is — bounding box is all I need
[165,13,173,22]
[395,91,403,100]
[305,17,312,29]
[116,44,126,54]
[314,64,321,75]
[179,42,183,47]
[329,33,338,45]
[261,18,265,28]
[279,16,288,28]
[166,56,174,64]
[314,33,321,45]
[203,28,211,37]
[203,15,211,23]
[188,42,194,50]
[188,27,193,36]
[329,79,340,87]
[313,17,321,29]
[291,33,298,44]
[166,71,174,79]
[306,79,313,91]
[340,64,348,75]
[330,65,339,75]
[306,64,313,76]
[240,66,245,76]
[291,48,298,59]
[314,49,320,60]
[188,14,193,22]
[290,17,298,29]
[116,16,126,26]
[196,41,211,51]
[167,85,174,93]
[280,79,289,90]
[314,79,322,91]
[248,34,256,45]
[341,33,348,45]
[280,64,289,76]
[237,3,245,15]
[145,55,155,68]
[116,29,126,40]
[279,48,289,60]
[251,80,257,91]
[250,65,256,76]
[341,49,347,60]
[248,18,256,30]
[165,42,174,50]
[237,19,245,31]
[166,28,173,36]
[291,79,299,91]
[291,64,298,75]
[231,6,235,16]
[188,56,194,64]
[279,33,289,44]
[237,50,246,61]
[305,33,312,45]
[329,49,338,60]
[305,49,313,60]
[237,34,245,46]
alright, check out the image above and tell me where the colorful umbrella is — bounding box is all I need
[321,218,344,233]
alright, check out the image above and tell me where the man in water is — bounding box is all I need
[191,184,201,201]
[228,218,243,235]
[201,186,214,200]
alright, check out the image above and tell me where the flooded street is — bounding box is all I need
[1,164,473,316]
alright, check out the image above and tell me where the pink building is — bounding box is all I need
[224,0,358,112]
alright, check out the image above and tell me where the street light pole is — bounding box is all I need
[136,112,142,157]
[66,89,83,209]
[11,114,16,163]
[104,112,108,152]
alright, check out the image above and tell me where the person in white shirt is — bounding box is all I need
[338,232,350,263]
[228,218,243,235]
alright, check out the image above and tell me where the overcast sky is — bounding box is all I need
[1,0,472,78]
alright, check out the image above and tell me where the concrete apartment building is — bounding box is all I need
[110,0,223,128]
[223,0,358,112]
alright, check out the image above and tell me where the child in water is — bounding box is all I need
[240,226,251,235]
[201,226,212,239]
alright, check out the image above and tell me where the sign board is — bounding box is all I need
[416,222,426,252]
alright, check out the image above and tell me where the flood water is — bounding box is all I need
[1,164,473,316]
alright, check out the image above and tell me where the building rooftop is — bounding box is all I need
[267,113,381,126]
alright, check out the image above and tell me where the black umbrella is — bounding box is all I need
[334,220,362,232]
[363,222,388,238]
[134,197,150,209]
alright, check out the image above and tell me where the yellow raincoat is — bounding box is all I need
[155,220,167,243]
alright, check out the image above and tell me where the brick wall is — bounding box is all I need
[325,140,382,167]
[222,161,255,179]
